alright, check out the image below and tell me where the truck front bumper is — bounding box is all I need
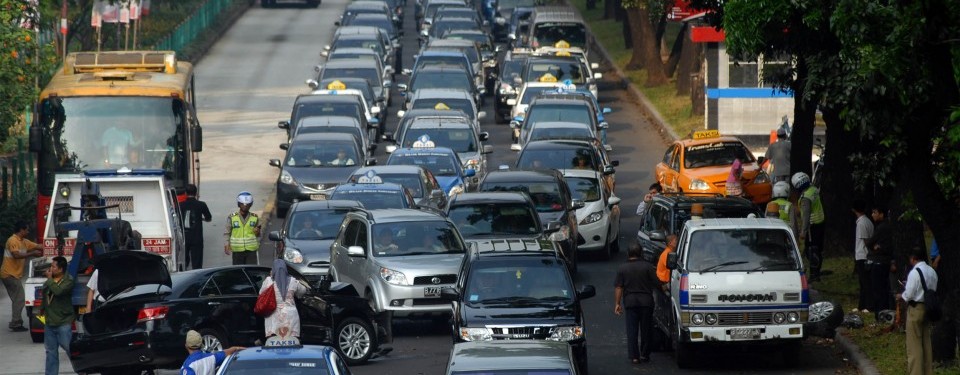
[682,324,803,343]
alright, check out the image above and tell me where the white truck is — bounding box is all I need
[22,170,185,342]
[657,218,809,368]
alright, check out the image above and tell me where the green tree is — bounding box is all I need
[621,0,669,86]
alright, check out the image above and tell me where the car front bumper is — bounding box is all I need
[373,279,456,313]
[276,183,336,208]
[576,216,610,251]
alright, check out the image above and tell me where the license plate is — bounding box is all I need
[423,286,441,297]
[729,328,760,340]
[309,194,326,200]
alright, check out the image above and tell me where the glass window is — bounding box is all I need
[287,141,359,167]
[684,141,754,169]
[525,104,592,127]
[662,145,676,165]
[402,128,477,153]
[211,269,256,295]
[464,257,573,305]
[412,99,474,120]
[529,126,593,142]
[245,268,270,290]
[520,86,553,105]
[341,220,362,247]
[330,189,406,209]
[370,221,465,257]
[410,71,473,92]
[728,61,759,88]
[448,203,540,237]
[525,62,585,83]
[564,177,600,202]
[517,147,598,171]
[686,229,800,272]
[287,209,352,240]
[199,278,221,297]
[320,67,382,87]
[533,22,587,46]
[481,182,564,212]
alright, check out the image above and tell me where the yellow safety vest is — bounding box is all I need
[229,212,260,252]
[802,187,825,225]
[773,198,792,223]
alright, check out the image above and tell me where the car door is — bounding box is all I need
[202,269,263,346]
[656,144,680,192]
[638,203,668,258]
[332,218,361,286]
[423,169,447,209]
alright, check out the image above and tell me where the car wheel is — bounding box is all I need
[198,328,227,353]
[27,307,43,343]
[336,317,375,365]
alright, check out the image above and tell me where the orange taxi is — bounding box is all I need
[654,130,772,204]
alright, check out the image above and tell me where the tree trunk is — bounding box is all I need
[789,56,815,178]
[621,8,633,49]
[676,26,700,95]
[624,8,644,70]
[665,22,688,78]
[636,6,667,86]
[654,13,667,57]
[819,105,857,257]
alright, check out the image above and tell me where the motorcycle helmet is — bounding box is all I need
[791,172,810,189]
[237,191,254,205]
[773,181,791,199]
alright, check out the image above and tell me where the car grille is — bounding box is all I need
[411,298,449,306]
[717,312,773,326]
[413,274,456,285]
[308,261,329,268]
[489,326,553,340]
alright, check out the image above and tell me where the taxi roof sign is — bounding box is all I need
[555,79,576,92]
[555,50,571,57]
[554,40,570,49]
[539,73,558,83]
[413,134,436,148]
[692,129,721,140]
[327,80,347,90]
[357,170,384,184]
[263,335,302,348]
[434,102,451,110]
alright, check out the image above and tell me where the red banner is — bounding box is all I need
[143,238,172,255]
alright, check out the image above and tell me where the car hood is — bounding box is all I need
[462,304,578,326]
[435,175,464,193]
[685,163,760,184]
[92,251,171,300]
[288,166,360,186]
[287,238,335,264]
[376,253,465,276]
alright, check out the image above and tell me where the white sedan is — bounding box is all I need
[559,168,621,260]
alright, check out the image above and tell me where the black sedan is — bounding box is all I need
[270,200,364,286]
[70,251,389,374]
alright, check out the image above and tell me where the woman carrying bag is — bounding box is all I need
[259,259,307,338]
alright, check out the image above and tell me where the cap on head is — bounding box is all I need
[791,172,810,189]
[237,191,254,205]
[185,330,202,349]
[691,203,704,216]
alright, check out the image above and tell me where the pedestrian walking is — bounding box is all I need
[852,199,874,312]
[261,259,307,338]
[764,126,792,183]
[1,221,43,331]
[42,256,75,375]
[866,205,894,314]
[792,172,825,281]
[614,243,660,364]
[179,329,245,375]
[898,247,937,375]
[224,191,261,265]
[179,184,212,270]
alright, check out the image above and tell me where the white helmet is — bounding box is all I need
[237,191,254,205]
[773,181,790,198]
[791,172,810,189]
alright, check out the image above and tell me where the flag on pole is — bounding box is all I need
[100,1,119,23]
[141,0,151,17]
[91,2,102,28]
[120,3,130,24]
[130,0,141,20]
[60,0,68,35]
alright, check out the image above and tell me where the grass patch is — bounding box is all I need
[570,0,703,138]
[816,256,960,375]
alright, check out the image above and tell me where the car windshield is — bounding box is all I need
[416,55,471,73]
[465,257,573,305]
[684,141,755,169]
[502,59,526,80]
[286,209,352,240]
[220,358,329,374]
[320,67,381,87]
[293,103,363,123]
[352,172,424,197]
[402,128,476,153]
[686,229,800,272]
[296,125,363,144]
[525,104,592,127]
[332,38,385,55]
[449,203,540,237]
[517,147,597,171]
[564,177,600,202]
[387,153,459,176]
[348,16,396,35]
[673,204,758,229]
[411,71,472,92]
[412,99,474,120]
[525,62,585,83]
[520,86,554,105]
[498,0,537,9]
[432,20,480,36]
[533,23,587,46]
[330,188,407,209]
[371,221,465,257]
[482,182,564,212]
[319,80,376,104]
[529,126,593,142]
[286,141,359,167]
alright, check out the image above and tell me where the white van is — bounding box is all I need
[658,218,808,368]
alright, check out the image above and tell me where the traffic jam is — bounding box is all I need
[13,0,846,374]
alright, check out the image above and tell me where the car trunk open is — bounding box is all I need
[80,251,172,335]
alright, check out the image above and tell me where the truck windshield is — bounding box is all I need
[686,229,800,272]
[36,97,187,193]
[465,257,573,305]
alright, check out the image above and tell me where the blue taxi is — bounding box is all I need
[329,170,418,210]
[215,337,352,375]
[385,141,476,196]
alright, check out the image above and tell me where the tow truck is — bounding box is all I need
[23,169,186,342]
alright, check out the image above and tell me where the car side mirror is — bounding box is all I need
[464,168,476,177]
[368,144,378,152]
[509,120,520,129]
[320,50,330,57]
[190,126,203,152]
[544,220,562,233]
[667,252,678,270]
[385,145,398,153]
[649,229,666,242]
[402,68,413,75]
[578,285,596,299]
[431,189,445,199]
[571,199,585,210]
[334,20,341,26]
[306,79,319,89]
[396,110,406,118]
[323,45,331,51]
[603,165,615,175]
[506,98,517,106]
[278,120,290,130]
[479,132,490,141]
[279,143,290,151]
[598,121,609,129]
[371,106,382,115]
[482,145,493,154]
[593,72,603,80]
[269,159,282,168]
[602,107,612,114]
[365,159,377,166]
[590,62,600,70]
[383,80,393,88]
[509,143,521,151]
[347,246,366,257]
[607,196,621,207]
[507,33,516,40]
[513,76,522,85]
[268,231,282,241]
[440,287,460,301]
[757,156,766,165]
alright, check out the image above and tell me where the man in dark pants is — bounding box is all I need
[866,205,894,316]
[614,243,660,364]
[179,184,212,270]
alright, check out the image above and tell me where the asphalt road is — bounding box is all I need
[0,0,855,374]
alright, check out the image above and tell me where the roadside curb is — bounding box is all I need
[834,328,882,375]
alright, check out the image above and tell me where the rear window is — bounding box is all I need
[330,188,406,209]
[517,147,597,171]
[532,22,586,46]
[480,182,563,212]
[294,103,362,122]
[222,358,329,374]
[526,104,592,126]
[685,229,800,272]
[684,141,755,169]
[448,203,540,237]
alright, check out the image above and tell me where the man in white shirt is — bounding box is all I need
[898,247,937,375]
[852,200,874,313]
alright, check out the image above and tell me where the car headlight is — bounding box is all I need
[705,313,718,325]
[380,267,408,285]
[280,170,296,185]
[773,312,786,324]
[689,179,710,191]
[580,211,604,225]
[464,158,480,169]
[787,311,800,323]
[754,170,771,184]
[284,248,303,264]
[547,326,583,341]
[548,225,569,242]
[691,313,704,325]
[459,327,493,341]
[449,184,464,197]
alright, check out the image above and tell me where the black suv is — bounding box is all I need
[636,194,760,262]
[440,245,595,373]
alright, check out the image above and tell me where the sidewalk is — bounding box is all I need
[0,283,74,374]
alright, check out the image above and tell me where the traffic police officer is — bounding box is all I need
[224,191,261,265]
[771,181,797,233]
[793,172,825,281]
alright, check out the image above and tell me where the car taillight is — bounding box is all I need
[137,306,169,324]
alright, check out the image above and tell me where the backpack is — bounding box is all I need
[916,268,941,322]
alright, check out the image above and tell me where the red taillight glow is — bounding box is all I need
[800,273,808,290]
[680,275,688,291]
[137,306,169,323]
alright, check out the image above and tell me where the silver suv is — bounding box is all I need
[329,208,467,314]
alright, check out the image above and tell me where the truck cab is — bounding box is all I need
[658,218,808,368]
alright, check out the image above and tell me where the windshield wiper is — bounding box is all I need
[477,296,540,305]
[748,262,796,273]
[699,261,748,273]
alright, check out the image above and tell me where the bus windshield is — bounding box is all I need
[36,97,187,193]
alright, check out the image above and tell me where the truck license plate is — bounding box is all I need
[423,286,441,297]
[729,328,760,340]
[309,194,326,200]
